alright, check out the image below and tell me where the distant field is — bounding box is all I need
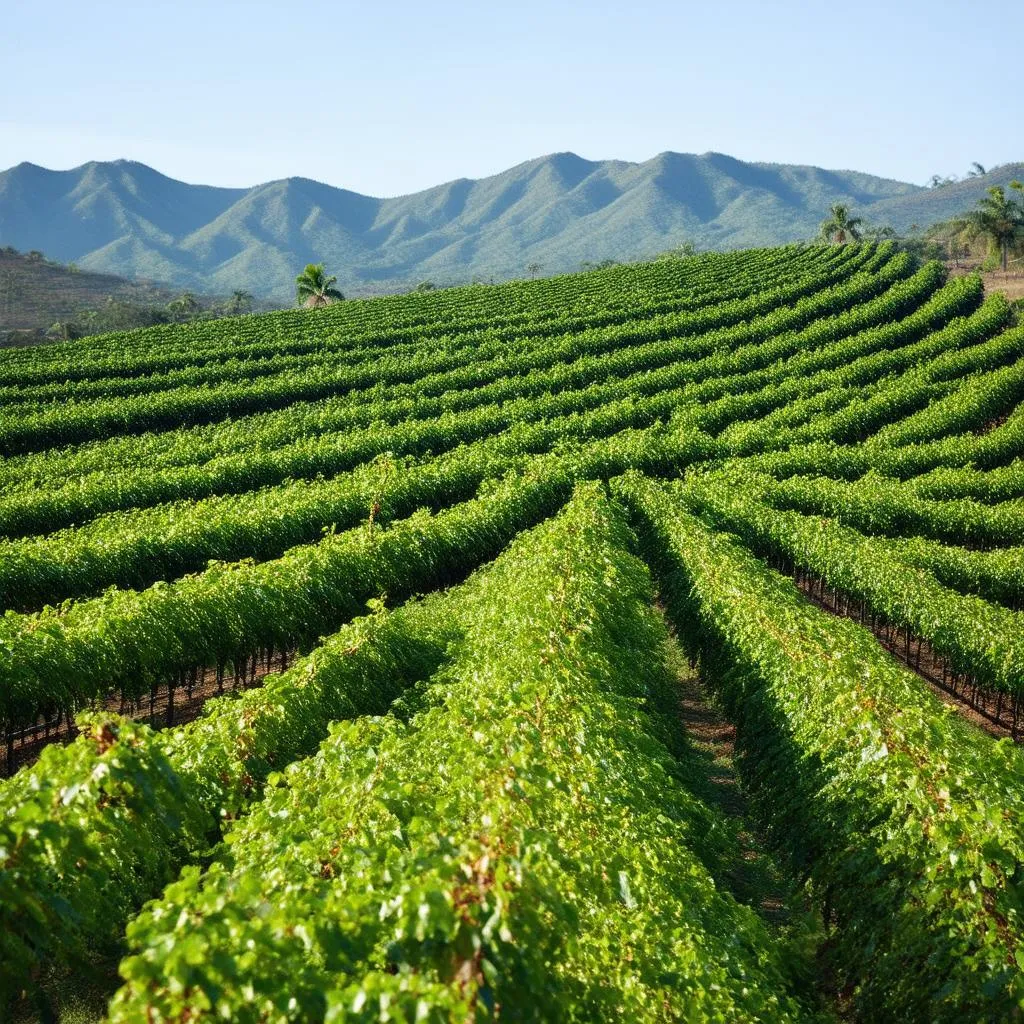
[3,244,1024,1022]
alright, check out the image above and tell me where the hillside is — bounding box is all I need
[3,245,1024,1022]
[0,248,245,344]
[0,151,935,301]
[0,249,183,332]
[868,162,1024,230]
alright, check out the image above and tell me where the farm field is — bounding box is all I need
[2,242,1024,1021]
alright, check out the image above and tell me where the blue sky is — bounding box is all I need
[2,0,1020,195]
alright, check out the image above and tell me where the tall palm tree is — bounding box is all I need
[296,264,344,308]
[968,186,1024,271]
[819,204,863,244]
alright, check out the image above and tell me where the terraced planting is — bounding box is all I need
[2,244,1023,1022]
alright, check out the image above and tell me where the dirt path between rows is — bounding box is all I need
[657,609,848,1019]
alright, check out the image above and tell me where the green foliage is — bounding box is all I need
[0,595,459,1006]
[967,185,1024,271]
[616,474,1024,1020]
[0,243,892,454]
[4,241,1024,1019]
[295,263,344,308]
[819,203,863,244]
[656,242,697,260]
[680,476,1024,694]
[107,487,817,1022]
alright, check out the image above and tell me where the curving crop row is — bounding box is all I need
[0,426,713,733]
[0,270,995,608]
[0,264,976,540]
[614,472,1024,1022]
[0,248,910,454]
[0,256,955,500]
[106,484,816,1023]
[679,478,1024,696]
[1,276,990,609]
[717,466,1024,547]
[0,593,456,1007]
[0,244,848,386]
[0,246,858,406]
[906,459,1024,503]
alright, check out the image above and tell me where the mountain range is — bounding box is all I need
[1,152,1021,302]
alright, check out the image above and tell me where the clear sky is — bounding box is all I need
[2,0,1020,196]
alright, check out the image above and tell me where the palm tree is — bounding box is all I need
[296,264,344,308]
[229,289,254,315]
[819,204,863,244]
[968,162,987,178]
[526,262,543,279]
[967,186,1024,271]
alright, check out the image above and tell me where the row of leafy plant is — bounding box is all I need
[0,247,908,453]
[0,245,859,405]
[679,476,1024,694]
[104,484,818,1022]
[615,473,1024,1022]
[0,264,975,551]
[0,243,850,386]
[0,592,454,1009]
[0,425,714,733]
[0,255,955,505]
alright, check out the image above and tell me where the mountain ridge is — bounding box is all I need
[2,152,1020,301]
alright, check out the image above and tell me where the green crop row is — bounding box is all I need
[734,469,1024,547]
[0,254,951,504]
[906,459,1024,502]
[0,248,908,454]
[0,262,971,548]
[0,244,845,386]
[106,485,816,1023]
[0,268,993,611]
[0,594,455,1009]
[0,245,854,406]
[615,473,1024,1022]
[0,426,714,732]
[679,477,1024,695]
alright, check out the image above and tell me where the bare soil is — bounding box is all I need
[948,261,1024,302]
[658,610,798,923]
[658,606,848,1020]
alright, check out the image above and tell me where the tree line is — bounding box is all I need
[819,182,1024,272]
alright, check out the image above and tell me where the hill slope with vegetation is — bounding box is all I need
[0,248,263,345]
